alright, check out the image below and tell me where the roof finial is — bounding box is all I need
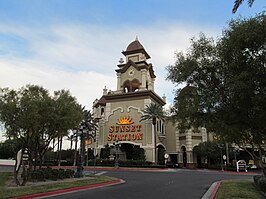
[135,36,138,41]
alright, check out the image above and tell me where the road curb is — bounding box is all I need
[201,180,222,199]
[9,179,125,199]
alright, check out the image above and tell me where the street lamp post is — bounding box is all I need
[75,125,97,178]
[75,126,86,178]
[114,141,121,168]
[218,144,224,171]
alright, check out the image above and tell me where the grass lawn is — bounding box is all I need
[0,172,116,199]
[215,179,265,199]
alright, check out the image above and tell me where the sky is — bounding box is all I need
[0,0,265,142]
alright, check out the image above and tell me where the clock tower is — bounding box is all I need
[93,38,166,163]
[115,37,156,93]
[92,38,210,168]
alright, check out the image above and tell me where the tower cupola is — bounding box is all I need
[115,38,156,93]
[122,37,151,62]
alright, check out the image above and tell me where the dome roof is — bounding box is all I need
[126,39,144,52]
[122,38,151,59]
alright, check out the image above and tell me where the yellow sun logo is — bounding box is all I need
[116,116,134,125]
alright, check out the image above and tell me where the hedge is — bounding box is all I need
[30,167,75,181]
[87,159,165,168]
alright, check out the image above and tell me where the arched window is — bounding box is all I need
[131,79,140,92]
[101,107,104,115]
[123,79,140,93]
[123,80,131,93]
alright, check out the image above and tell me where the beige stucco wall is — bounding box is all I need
[96,97,159,162]
[120,66,143,85]
[165,121,177,154]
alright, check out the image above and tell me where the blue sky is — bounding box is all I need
[0,0,264,26]
[0,0,265,141]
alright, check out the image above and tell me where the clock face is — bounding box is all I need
[128,69,135,76]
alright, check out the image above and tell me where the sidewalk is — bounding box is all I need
[201,181,222,199]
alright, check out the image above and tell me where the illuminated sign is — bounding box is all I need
[107,116,143,141]
[116,116,134,125]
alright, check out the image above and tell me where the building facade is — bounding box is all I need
[93,38,207,167]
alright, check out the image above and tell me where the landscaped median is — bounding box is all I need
[214,179,265,199]
[0,172,123,199]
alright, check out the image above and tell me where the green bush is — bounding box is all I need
[86,159,164,168]
[254,175,261,186]
[65,169,75,178]
[30,168,46,181]
[254,175,266,194]
[30,168,74,181]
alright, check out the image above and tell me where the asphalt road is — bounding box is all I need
[47,169,255,199]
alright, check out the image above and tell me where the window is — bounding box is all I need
[123,79,140,93]
[101,107,104,115]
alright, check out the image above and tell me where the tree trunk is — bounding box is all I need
[57,136,63,166]
[153,123,157,164]
[14,154,29,186]
[21,162,28,186]
[70,137,73,150]
[14,159,21,185]
[256,158,266,176]
[244,147,266,176]
[73,135,78,166]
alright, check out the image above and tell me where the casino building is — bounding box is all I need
[93,38,208,167]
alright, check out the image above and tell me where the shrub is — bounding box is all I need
[254,175,261,186]
[30,168,74,181]
[30,168,46,181]
[86,159,164,168]
[253,175,266,194]
[65,169,75,178]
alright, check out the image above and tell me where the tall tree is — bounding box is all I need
[53,90,83,166]
[193,141,221,166]
[140,103,165,164]
[0,85,83,185]
[166,14,266,175]
[171,85,201,133]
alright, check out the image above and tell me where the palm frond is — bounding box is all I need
[233,0,244,13]
[232,0,255,13]
[140,103,165,124]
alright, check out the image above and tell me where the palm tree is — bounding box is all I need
[81,109,98,133]
[80,109,98,165]
[232,0,255,13]
[75,108,98,177]
[73,129,78,166]
[140,103,165,164]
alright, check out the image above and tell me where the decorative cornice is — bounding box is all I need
[115,60,149,73]
[122,49,150,59]
[103,90,165,106]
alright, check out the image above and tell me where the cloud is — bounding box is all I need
[0,58,116,108]
[0,21,221,144]
[0,22,220,108]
